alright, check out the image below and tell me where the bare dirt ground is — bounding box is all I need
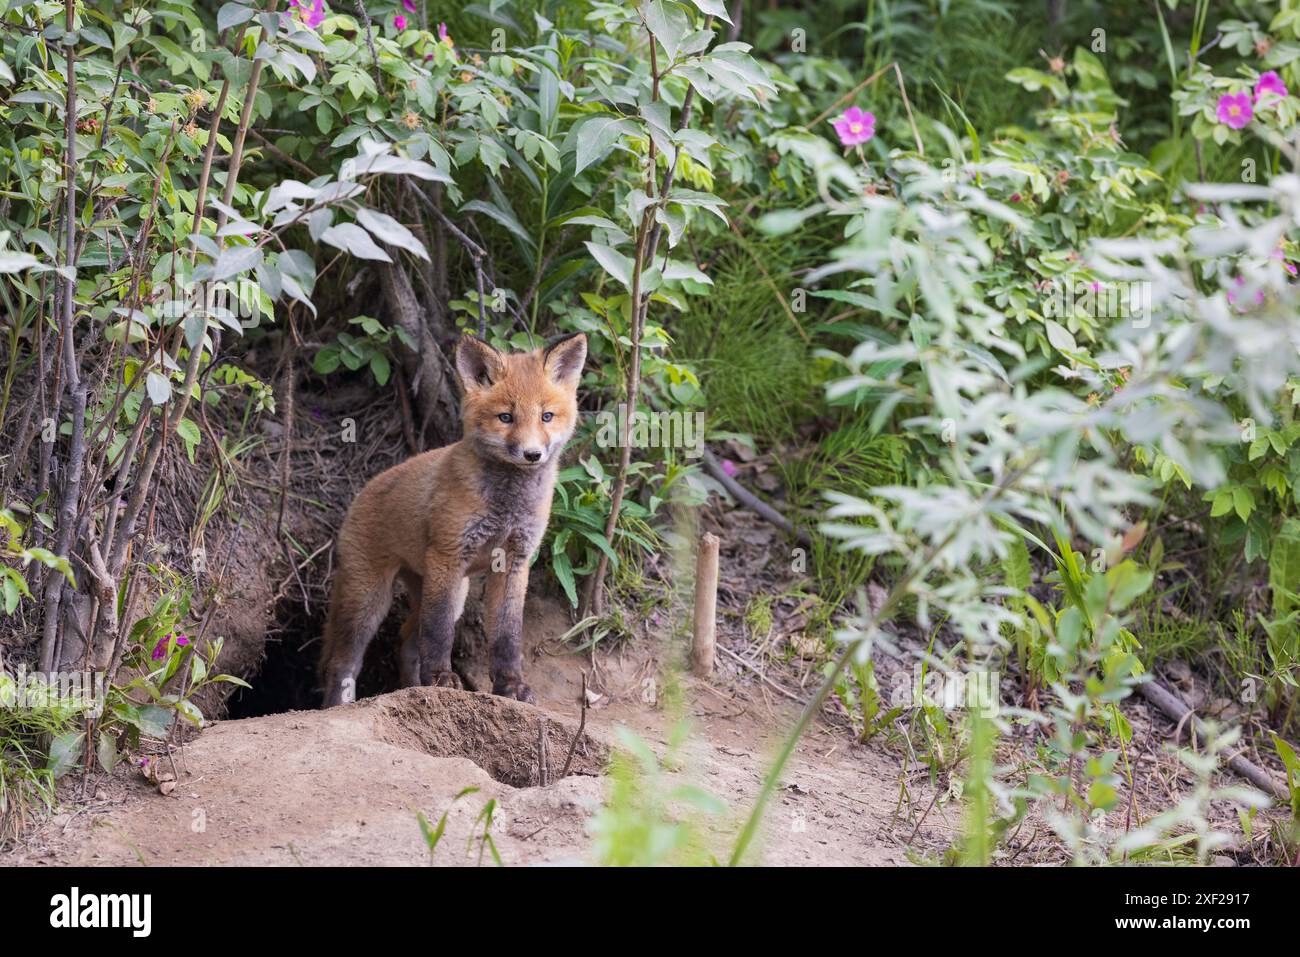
[7,591,911,867]
[6,490,1284,867]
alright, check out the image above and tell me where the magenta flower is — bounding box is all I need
[1254,70,1288,106]
[720,459,738,478]
[402,0,416,10]
[832,106,875,147]
[1216,92,1253,129]
[394,14,407,30]
[288,0,325,29]
[436,22,458,59]
[151,632,190,661]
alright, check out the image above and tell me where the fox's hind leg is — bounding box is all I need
[397,570,427,688]
[320,564,397,707]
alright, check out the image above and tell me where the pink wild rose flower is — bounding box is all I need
[832,106,875,147]
[288,0,325,29]
[436,22,458,59]
[1216,92,1253,129]
[1254,70,1288,106]
[151,632,191,661]
[394,14,407,31]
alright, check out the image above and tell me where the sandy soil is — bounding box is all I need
[7,592,910,867]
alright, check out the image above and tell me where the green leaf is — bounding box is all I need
[1269,519,1300,618]
[8,90,62,107]
[578,529,619,568]
[551,549,578,607]
[0,251,40,273]
[3,574,21,614]
[217,2,255,32]
[210,673,252,689]
[584,241,632,288]
[574,115,638,176]
[1106,560,1153,612]
[175,418,201,452]
[1270,733,1300,818]
[97,732,121,773]
[1087,780,1119,811]
[146,371,172,406]
[175,699,204,727]
[356,208,430,261]
[138,705,174,739]
[644,0,691,62]
[313,345,341,375]
[47,731,85,779]
[1044,319,1076,354]
[1003,535,1032,594]
[211,244,262,282]
[460,199,536,251]
[1232,485,1254,522]
[687,0,732,24]
[320,223,393,262]
[183,313,207,349]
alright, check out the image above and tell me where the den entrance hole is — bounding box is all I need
[224,595,404,718]
[224,584,487,719]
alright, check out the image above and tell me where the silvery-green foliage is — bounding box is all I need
[1091,174,1300,466]
[1113,724,1271,864]
[771,129,1300,856]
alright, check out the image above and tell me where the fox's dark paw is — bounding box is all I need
[427,670,464,690]
[493,677,536,704]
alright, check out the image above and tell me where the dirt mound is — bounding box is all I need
[10,687,607,867]
[8,642,912,867]
[367,686,608,787]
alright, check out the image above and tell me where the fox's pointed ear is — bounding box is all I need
[542,332,587,388]
[454,335,505,391]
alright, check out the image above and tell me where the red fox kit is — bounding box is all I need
[319,332,587,707]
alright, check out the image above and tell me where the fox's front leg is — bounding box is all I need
[486,554,534,703]
[413,555,469,690]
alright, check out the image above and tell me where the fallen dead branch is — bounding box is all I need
[702,448,813,547]
[1139,679,1288,801]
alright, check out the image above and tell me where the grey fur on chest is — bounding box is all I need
[458,463,553,565]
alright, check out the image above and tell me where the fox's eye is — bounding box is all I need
[541,411,554,423]
[497,412,513,423]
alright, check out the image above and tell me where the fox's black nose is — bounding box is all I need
[524,450,542,463]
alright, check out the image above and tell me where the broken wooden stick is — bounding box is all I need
[537,721,549,788]
[1139,679,1288,801]
[692,532,720,678]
